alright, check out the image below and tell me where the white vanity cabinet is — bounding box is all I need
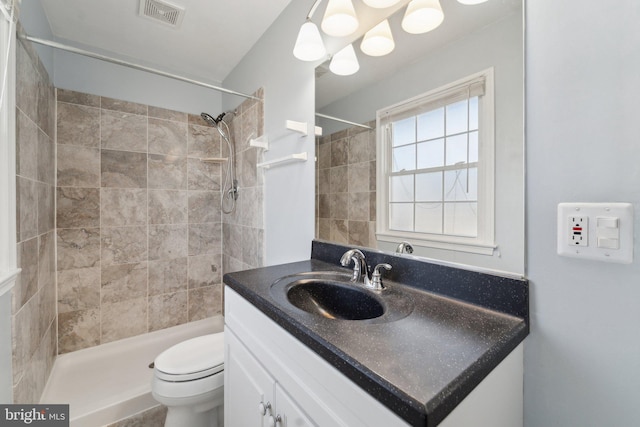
[225,329,315,427]
[224,286,410,427]
[224,285,524,427]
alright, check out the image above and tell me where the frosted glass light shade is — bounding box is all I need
[322,0,359,37]
[293,20,327,61]
[361,19,395,57]
[457,0,489,4]
[362,0,402,8]
[402,0,444,34]
[330,44,360,76]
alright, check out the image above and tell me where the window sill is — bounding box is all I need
[377,232,496,256]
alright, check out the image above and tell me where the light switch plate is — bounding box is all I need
[557,203,634,264]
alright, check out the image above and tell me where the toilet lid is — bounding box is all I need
[154,333,224,381]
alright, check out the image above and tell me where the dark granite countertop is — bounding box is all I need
[223,241,529,427]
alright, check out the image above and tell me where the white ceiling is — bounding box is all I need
[36,0,521,105]
[39,0,294,84]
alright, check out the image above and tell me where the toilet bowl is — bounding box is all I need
[152,333,225,427]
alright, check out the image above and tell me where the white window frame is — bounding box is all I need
[376,68,496,255]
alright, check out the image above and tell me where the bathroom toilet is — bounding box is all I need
[152,333,225,427]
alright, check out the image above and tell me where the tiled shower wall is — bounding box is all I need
[222,90,265,273]
[13,35,57,403]
[55,90,228,353]
[315,122,377,247]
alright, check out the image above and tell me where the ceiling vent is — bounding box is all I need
[139,0,185,28]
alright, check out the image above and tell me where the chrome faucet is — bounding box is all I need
[395,241,414,255]
[340,249,368,284]
[340,249,392,291]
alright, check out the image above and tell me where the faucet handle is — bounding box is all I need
[370,263,392,290]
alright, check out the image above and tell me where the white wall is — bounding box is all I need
[17,0,53,76]
[525,1,640,426]
[222,0,316,266]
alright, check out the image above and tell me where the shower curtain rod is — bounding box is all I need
[21,35,262,101]
[315,113,373,130]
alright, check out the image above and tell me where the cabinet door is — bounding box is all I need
[274,383,317,427]
[225,329,275,427]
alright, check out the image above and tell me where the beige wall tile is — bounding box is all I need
[57,145,100,188]
[101,97,147,115]
[149,292,188,332]
[188,254,222,289]
[57,267,101,314]
[101,263,148,304]
[16,177,38,241]
[188,191,220,224]
[148,189,188,224]
[56,89,100,107]
[57,308,100,354]
[101,226,148,265]
[148,153,187,190]
[188,285,221,321]
[101,110,148,152]
[148,258,188,296]
[101,298,147,344]
[101,188,147,227]
[187,158,221,191]
[188,223,222,256]
[16,109,38,180]
[148,224,188,261]
[57,103,100,148]
[188,124,221,158]
[148,105,187,122]
[37,130,55,185]
[148,118,187,156]
[56,187,100,229]
[57,228,101,271]
[101,150,148,188]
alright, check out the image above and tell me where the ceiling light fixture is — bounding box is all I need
[362,0,402,8]
[360,19,395,57]
[401,0,444,34]
[329,44,360,76]
[293,19,327,61]
[293,0,327,62]
[321,0,359,37]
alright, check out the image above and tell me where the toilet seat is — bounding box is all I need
[154,333,224,382]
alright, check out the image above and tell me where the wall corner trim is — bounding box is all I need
[0,268,20,297]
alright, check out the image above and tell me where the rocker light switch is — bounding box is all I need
[557,203,634,264]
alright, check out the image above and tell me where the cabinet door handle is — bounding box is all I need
[258,401,272,416]
[268,414,282,427]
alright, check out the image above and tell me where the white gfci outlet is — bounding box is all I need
[568,216,588,246]
[557,203,634,264]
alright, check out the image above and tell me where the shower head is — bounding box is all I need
[200,112,225,127]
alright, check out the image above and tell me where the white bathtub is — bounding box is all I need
[40,316,224,427]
